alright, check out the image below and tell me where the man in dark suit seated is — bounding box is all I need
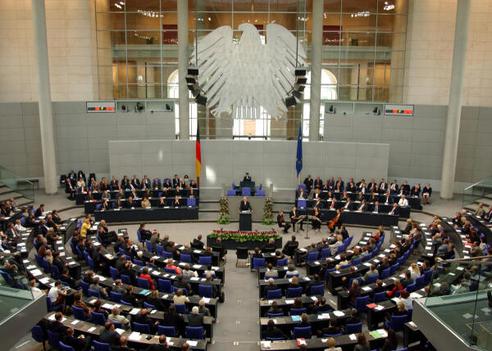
[303,175,313,194]
[277,210,291,234]
[240,196,252,212]
[263,319,287,339]
[243,172,252,182]
[145,335,168,351]
[187,306,204,326]
[50,312,67,335]
[290,206,304,232]
[191,234,205,250]
[282,235,299,257]
[62,327,91,351]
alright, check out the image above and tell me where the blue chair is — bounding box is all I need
[92,340,111,351]
[136,230,144,243]
[121,274,132,285]
[158,278,173,293]
[251,257,266,270]
[385,314,408,331]
[31,325,47,351]
[198,256,212,265]
[199,284,214,298]
[120,300,133,307]
[175,304,188,314]
[352,257,361,266]
[137,277,151,289]
[59,341,75,351]
[266,289,282,299]
[145,240,154,253]
[226,189,236,196]
[47,330,60,350]
[265,336,285,341]
[319,248,331,259]
[51,265,60,279]
[241,187,251,196]
[415,275,426,289]
[181,253,192,263]
[365,275,378,285]
[132,322,151,334]
[322,332,342,337]
[344,322,362,334]
[380,267,391,279]
[276,258,288,266]
[72,305,87,321]
[86,256,95,271]
[156,245,165,257]
[144,301,156,309]
[185,326,205,339]
[91,311,107,325]
[306,251,319,263]
[88,289,101,298]
[308,283,324,296]
[286,287,303,298]
[109,291,122,303]
[162,251,173,259]
[354,295,370,313]
[292,326,312,338]
[109,266,120,280]
[290,307,307,315]
[373,291,387,303]
[423,270,433,284]
[157,325,176,337]
[405,283,417,293]
[390,264,399,275]
[256,189,266,196]
[133,259,145,266]
[267,311,284,317]
[297,199,307,209]
[187,198,197,207]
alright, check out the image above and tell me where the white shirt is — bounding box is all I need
[398,198,409,207]
[14,223,26,231]
[48,286,59,303]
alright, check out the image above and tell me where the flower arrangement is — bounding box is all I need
[262,197,274,225]
[208,229,280,242]
[217,196,230,224]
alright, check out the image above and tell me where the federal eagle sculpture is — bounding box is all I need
[190,23,306,119]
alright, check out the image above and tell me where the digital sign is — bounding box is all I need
[384,104,414,117]
[86,101,116,113]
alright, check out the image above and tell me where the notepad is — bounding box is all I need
[349,334,357,341]
[87,327,96,332]
[71,320,80,325]
[116,328,125,335]
[261,341,272,349]
[129,331,141,341]
[375,305,385,311]
[187,340,198,347]
[333,311,345,317]
[318,313,330,320]
[30,269,43,277]
[129,308,141,315]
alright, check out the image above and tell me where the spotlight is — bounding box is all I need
[195,94,207,106]
[285,96,297,108]
[372,107,381,115]
[327,105,336,114]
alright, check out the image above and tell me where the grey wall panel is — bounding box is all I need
[109,140,389,189]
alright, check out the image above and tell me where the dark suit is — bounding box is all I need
[99,329,120,345]
[240,201,251,212]
[145,344,168,351]
[290,210,304,231]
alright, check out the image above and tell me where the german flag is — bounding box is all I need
[195,125,202,181]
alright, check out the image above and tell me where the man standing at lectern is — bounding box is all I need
[240,196,252,212]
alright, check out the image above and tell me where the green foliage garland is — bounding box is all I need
[208,229,280,243]
[217,196,230,224]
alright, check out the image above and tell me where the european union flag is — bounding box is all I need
[296,126,303,177]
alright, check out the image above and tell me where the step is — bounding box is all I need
[199,202,220,211]
[16,198,34,207]
[199,208,220,213]
[475,198,492,207]
[0,186,13,195]
[0,192,23,201]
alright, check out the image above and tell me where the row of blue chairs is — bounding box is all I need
[264,283,324,299]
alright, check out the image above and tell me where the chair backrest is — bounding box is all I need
[79,280,90,295]
[51,265,60,279]
[187,198,197,207]
[380,267,391,279]
[292,326,312,338]
[308,283,324,296]
[405,283,417,293]
[198,255,212,265]
[297,199,307,209]
[133,258,145,266]
[252,257,266,270]
[145,240,154,252]
[121,274,132,285]
[180,253,192,263]
[137,277,150,289]
[132,322,151,334]
[92,311,107,325]
[198,284,213,298]
[92,340,111,351]
[241,187,251,196]
[72,305,87,321]
[109,266,120,280]
[267,311,284,317]
[236,247,249,259]
[88,289,101,298]
[157,325,176,337]
[266,289,282,299]
[319,248,331,259]
[373,291,387,303]
[31,325,46,343]
[345,322,362,334]
[355,295,370,312]
[185,326,205,339]
[390,314,408,331]
[47,330,60,349]
[415,275,426,288]
[276,257,288,266]
[286,287,303,298]
[109,291,122,303]
[158,278,173,293]
[175,303,188,314]
[306,251,319,262]
[290,307,307,315]
[59,341,76,351]
[144,301,156,309]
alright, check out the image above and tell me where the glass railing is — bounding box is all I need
[0,165,34,202]
[462,176,492,209]
[424,256,492,350]
[0,256,38,324]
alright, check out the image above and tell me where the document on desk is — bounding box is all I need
[129,332,141,341]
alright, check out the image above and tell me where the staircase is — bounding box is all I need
[0,165,35,207]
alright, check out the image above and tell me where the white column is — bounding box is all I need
[440,0,470,199]
[178,0,189,140]
[309,0,323,141]
[32,0,57,194]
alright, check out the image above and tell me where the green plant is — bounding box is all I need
[217,196,230,224]
[208,229,280,242]
[262,196,274,225]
